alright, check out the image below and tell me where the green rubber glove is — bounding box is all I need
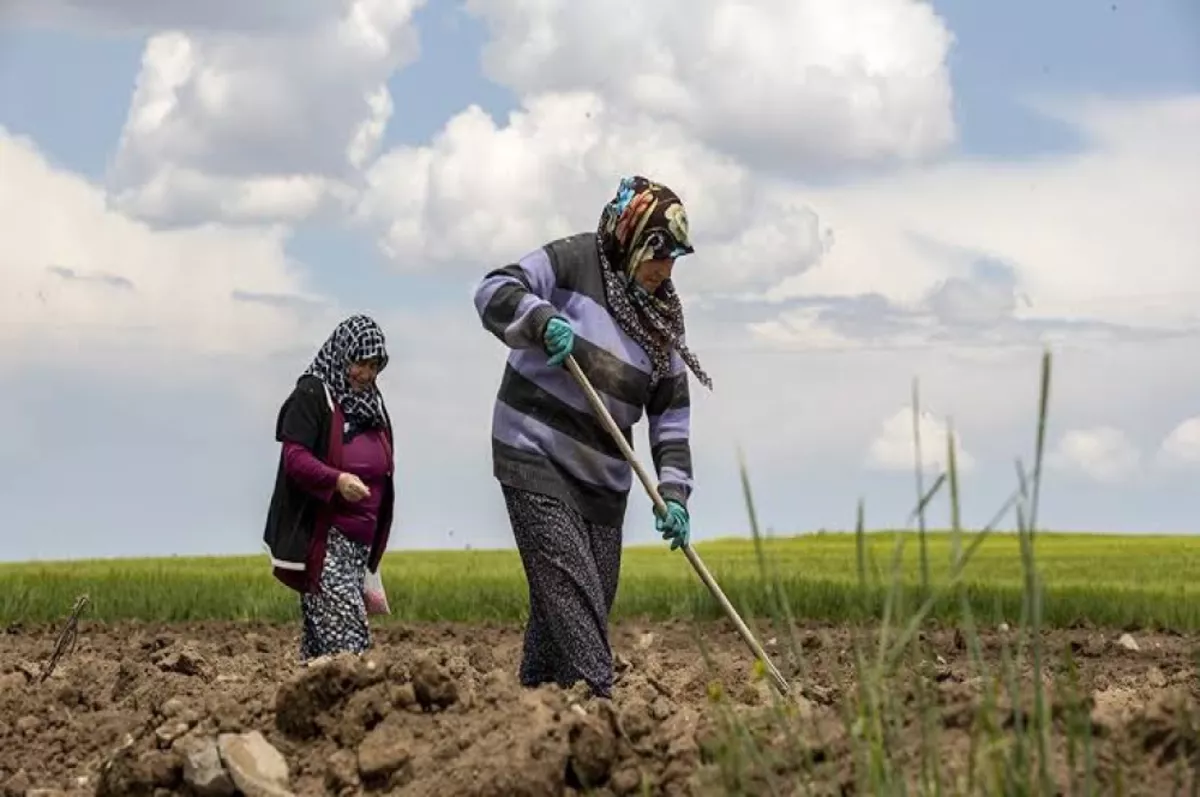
[543,317,575,367]
[655,499,690,551]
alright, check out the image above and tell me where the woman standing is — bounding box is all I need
[262,314,396,662]
[472,175,711,699]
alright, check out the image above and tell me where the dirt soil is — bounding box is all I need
[1,619,1197,796]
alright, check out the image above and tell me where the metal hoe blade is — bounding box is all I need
[564,355,790,696]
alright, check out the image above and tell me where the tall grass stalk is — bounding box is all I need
[913,377,931,598]
[701,347,1147,795]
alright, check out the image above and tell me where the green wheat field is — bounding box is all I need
[3,531,1198,630]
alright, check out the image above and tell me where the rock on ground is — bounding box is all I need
[217,730,293,797]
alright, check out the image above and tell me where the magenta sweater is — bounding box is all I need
[283,428,391,546]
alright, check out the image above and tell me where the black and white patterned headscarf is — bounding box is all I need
[303,314,390,434]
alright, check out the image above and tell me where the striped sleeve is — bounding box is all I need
[473,246,560,350]
[646,354,693,508]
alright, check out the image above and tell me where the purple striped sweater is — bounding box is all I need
[472,232,694,527]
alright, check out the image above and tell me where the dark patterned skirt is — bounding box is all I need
[300,527,371,662]
[501,485,624,698]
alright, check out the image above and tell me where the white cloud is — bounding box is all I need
[354,91,825,294]
[0,128,329,372]
[1158,416,1200,467]
[464,0,957,169]
[866,405,975,474]
[1049,426,1140,484]
[763,95,1200,346]
[355,0,958,290]
[106,0,424,227]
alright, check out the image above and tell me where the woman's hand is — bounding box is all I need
[336,472,371,502]
[655,499,690,551]
[542,317,575,367]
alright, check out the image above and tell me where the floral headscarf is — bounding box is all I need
[595,175,712,390]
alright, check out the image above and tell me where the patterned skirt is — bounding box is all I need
[300,527,372,662]
[501,485,623,698]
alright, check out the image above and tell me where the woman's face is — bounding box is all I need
[347,357,382,391]
[633,258,674,293]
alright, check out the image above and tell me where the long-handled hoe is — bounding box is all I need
[564,354,791,697]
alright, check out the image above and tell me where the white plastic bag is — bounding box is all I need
[363,568,391,616]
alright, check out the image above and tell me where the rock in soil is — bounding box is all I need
[217,730,292,797]
[177,735,236,796]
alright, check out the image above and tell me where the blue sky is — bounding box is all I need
[1,0,1198,561]
[938,0,1200,156]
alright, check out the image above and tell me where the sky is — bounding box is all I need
[1,0,1198,562]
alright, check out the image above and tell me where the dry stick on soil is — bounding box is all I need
[39,593,89,683]
[563,354,791,696]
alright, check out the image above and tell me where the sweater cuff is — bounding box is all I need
[528,304,560,348]
[657,482,689,510]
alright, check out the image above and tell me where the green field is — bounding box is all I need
[2,530,1197,630]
